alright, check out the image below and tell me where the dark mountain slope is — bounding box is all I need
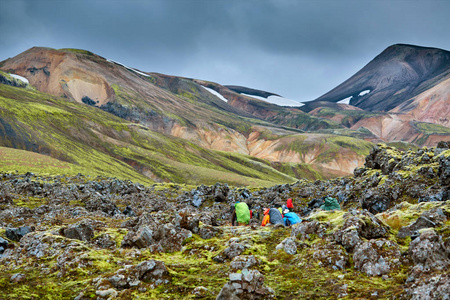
[310,44,450,112]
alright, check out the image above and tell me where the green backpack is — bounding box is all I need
[320,197,340,211]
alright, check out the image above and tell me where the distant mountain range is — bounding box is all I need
[0,44,448,185]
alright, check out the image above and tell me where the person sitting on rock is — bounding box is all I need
[283,209,302,226]
[261,207,285,226]
[286,198,294,212]
[231,201,251,226]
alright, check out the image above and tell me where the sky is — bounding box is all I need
[1,0,449,102]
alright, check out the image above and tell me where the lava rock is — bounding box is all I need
[408,230,450,272]
[353,239,401,276]
[60,221,94,242]
[216,269,275,300]
[6,226,33,242]
[275,237,297,255]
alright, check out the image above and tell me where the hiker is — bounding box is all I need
[283,209,302,226]
[231,201,251,226]
[320,196,340,211]
[261,207,286,226]
[261,208,271,226]
[286,198,294,212]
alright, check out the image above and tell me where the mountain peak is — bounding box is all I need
[310,43,450,112]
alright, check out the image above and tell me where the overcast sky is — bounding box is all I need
[1,0,449,101]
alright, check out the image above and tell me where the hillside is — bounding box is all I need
[0,47,376,183]
[0,142,449,298]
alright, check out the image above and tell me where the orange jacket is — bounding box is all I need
[261,214,270,226]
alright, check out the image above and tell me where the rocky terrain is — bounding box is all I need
[0,142,449,299]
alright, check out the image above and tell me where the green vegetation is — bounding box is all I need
[415,122,450,134]
[59,48,95,56]
[0,84,304,187]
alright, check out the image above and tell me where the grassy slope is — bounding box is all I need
[0,84,300,186]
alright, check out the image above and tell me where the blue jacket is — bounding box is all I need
[284,212,302,226]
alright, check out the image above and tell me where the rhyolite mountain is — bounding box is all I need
[304,44,450,146]
[0,44,449,185]
[0,47,376,185]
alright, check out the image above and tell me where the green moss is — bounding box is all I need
[59,48,95,56]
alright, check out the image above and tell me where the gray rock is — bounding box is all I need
[275,237,297,255]
[334,228,362,252]
[92,233,117,249]
[230,255,258,270]
[6,226,33,242]
[10,273,26,283]
[407,274,450,300]
[199,225,221,239]
[398,216,437,239]
[60,222,94,242]
[0,237,8,251]
[216,269,274,300]
[408,230,450,272]
[312,243,349,270]
[291,221,327,240]
[353,239,401,276]
[130,226,153,249]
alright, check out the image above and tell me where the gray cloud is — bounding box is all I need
[1,0,449,101]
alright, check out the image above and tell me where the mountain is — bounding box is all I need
[305,44,450,146]
[310,44,450,112]
[0,47,375,185]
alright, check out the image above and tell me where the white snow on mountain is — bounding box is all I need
[358,90,370,96]
[107,59,151,78]
[201,86,229,102]
[337,96,352,104]
[10,74,29,84]
[241,93,304,107]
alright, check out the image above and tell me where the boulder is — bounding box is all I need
[108,260,169,289]
[0,236,9,253]
[408,230,450,272]
[199,225,222,239]
[405,274,450,300]
[60,222,94,242]
[180,213,200,234]
[121,226,153,249]
[339,210,389,240]
[275,237,297,255]
[122,206,137,217]
[230,255,259,270]
[154,224,192,253]
[353,239,401,276]
[85,197,120,216]
[213,243,245,263]
[5,226,33,242]
[216,269,275,300]
[92,233,117,249]
[291,221,327,240]
[333,227,362,252]
[438,154,450,186]
[312,243,349,270]
[398,216,438,239]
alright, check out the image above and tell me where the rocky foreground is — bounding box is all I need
[0,142,449,299]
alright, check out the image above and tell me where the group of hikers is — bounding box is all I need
[231,196,340,227]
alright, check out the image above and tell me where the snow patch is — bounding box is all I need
[10,74,29,84]
[201,86,228,102]
[358,90,370,96]
[107,59,151,78]
[241,93,304,107]
[337,96,352,104]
